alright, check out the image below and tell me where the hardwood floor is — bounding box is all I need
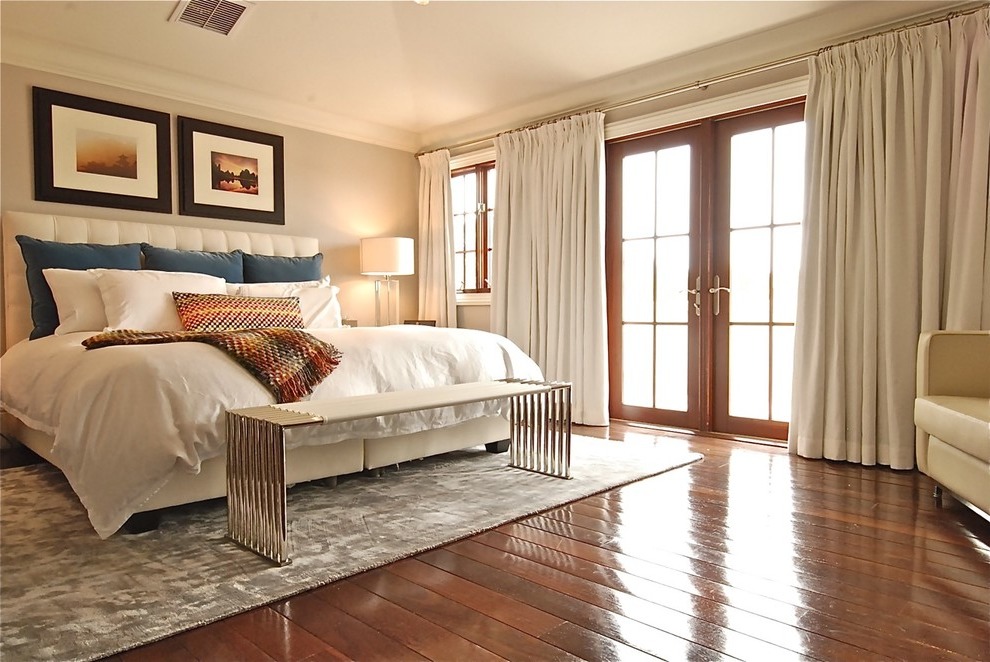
[110,422,990,661]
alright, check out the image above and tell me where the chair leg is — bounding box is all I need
[933,484,943,506]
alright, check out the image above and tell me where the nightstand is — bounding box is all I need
[403,320,437,327]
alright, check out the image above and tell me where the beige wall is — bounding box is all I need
[0,64,419,327]
[456,305,490,332]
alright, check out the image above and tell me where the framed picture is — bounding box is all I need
[178,117,284,224]
[32,87,172,213]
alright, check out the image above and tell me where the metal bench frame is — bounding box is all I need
[226,379,572,564]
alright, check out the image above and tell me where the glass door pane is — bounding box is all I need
[656,236,689,323]
[729,325,769,419]
[656,325,688,411]
[622,324,654,408]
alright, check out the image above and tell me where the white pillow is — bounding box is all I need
[92,269,227,332]
[297,285,343,329]
[236,279,342,329]
[42,268,108,335]
[235,275,329,296]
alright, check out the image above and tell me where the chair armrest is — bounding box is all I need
[916,331,990,399]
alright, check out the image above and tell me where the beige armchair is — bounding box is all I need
[914,330,990,519]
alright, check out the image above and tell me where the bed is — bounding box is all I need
[0,211,543,538]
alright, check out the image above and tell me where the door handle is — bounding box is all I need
[708,274,730,316]
[686,276,702,317]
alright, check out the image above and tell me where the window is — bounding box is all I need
[451,163,495,293]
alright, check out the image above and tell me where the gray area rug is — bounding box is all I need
[0,435,702,662]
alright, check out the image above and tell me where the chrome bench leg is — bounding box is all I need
[508,382,571,479]
[226,412,290,566]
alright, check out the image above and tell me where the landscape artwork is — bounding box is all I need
[178,115,284,224]
[76,129,138,179]
[32,86,172,213]
[211,151,259,194]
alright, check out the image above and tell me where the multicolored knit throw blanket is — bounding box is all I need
[83,328,342,403]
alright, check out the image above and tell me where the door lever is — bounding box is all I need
[708,274,731,316]
[686,276,702,317]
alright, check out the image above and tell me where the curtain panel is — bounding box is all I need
[416,149,457,327]
[491,112,609,425]
[790,8,989,469]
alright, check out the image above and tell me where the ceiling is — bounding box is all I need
[0,1,966,153]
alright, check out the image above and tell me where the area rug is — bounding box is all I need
[0,435,702,662]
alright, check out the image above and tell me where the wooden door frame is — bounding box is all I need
[606,98,805,441]
[710,101,806,439]
[605,123,705,430]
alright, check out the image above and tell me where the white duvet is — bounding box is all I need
[0,326,543,537]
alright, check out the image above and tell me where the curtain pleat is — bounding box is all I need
[416,150,456,327]
[491,112,609,425]
[790,9,990,469]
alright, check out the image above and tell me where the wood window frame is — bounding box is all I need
[451,162,494,294]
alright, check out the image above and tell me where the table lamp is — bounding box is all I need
[360,237,414,325]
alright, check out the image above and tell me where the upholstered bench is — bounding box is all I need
[226,379,572,564]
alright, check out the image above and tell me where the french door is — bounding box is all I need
[606,101,805,440]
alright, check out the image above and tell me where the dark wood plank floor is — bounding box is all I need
[110,423,990,661]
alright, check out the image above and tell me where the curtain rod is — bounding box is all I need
[417,3,986,158]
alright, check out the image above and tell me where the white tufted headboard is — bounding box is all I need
[1,211,320,352]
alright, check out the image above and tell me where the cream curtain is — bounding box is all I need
[790,9,990,469]
[417,149,457,327]
[491,112,609,425]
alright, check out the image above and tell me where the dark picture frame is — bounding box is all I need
[178,116,285,225]
[32,87,172,213]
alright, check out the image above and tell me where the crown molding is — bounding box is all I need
[1,30,421,153]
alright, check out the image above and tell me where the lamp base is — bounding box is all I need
[374,278,400,326]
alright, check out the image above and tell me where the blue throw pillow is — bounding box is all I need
[141,244,244,282]
[15,236,142,339]
[242,253,323,283]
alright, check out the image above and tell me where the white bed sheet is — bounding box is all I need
[0,326,543,538]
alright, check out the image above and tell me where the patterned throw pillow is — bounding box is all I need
[172,292,304,332]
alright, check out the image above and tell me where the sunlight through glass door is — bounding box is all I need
[608,101,805,440]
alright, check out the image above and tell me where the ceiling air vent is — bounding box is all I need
[170,0,252,36]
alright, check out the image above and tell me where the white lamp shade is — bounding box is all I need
[360,237,414,276]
